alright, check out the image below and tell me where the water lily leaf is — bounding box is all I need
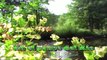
[53,41,63,46]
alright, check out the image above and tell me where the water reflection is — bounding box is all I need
[86,38,107,46]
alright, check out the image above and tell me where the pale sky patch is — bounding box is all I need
[46,0,72,15]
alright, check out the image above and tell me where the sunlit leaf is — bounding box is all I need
[27,14,36,21]
[35,34,41,40]
[34,53,43,59]
[53,41,63,46]
[26,41,33,46]
[50,34,60,41]
[0,27,4,34]
[24,28,33,34]
[83,51,95,60]
[18,19,26,27]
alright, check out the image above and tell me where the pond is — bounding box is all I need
[37,38,107,60]
[37,37,107,46]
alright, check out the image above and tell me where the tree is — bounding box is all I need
[0,0,50,24]
[68,0,107,32]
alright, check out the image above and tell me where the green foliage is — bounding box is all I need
[64,58,72,60]
[46,14,59,26]
[54,13,79,36]
[0,27,4,34]
[63,45,70,50]
[84,51,95,60]
[0,0,50,59]
[84,46,107,60]
[0,0,107,60]
[5,40,14,52]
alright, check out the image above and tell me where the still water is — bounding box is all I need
[86,38,107,46]
[38,38,107,60]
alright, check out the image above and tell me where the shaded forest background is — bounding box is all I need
[54,0,107,38]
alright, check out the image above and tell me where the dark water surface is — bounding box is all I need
[37,38,107,46]
[37,38,107,60]
[86,38,107,46]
